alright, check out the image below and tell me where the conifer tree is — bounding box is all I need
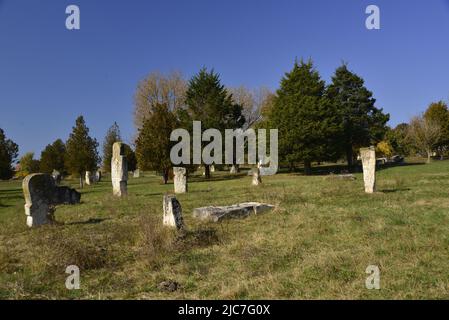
[0,128,18,180]
[65,116,100,188]
[40,139,66,174]
[102,122,121,172]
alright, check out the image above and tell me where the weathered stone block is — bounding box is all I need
[173,167,187,194]
[111,142,128,197]
[163,195,184,229]
[22,173,80,227]
[193,202,274,222]
[360,147,376,193]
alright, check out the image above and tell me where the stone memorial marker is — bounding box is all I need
[360,147,376,193]
[95,170,102,182]
[163,194,184,230]
[52,169,61,185]
[173,167,187,194]
[252,165,262,186]
[22,173,81,227]
[111,142,128,197]
[133,169,140,178]
[85,171,93,185]
[193,202,274,222]
[230,165,238,174]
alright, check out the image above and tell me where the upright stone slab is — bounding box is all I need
[85,171,93,185]
[230,165,238,174]
[163,195,184,229]
[360,147,376,193]
[52,169,61,185]
[210,165,215,173]
[133,169,140,178]
[22,173,81,227]
[111,142,128,197]
[95,170,102,182]
[252,166,262,186]
[173,167,187,194]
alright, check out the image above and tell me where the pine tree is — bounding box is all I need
[268,59,341,174]
[179,68,244,178]
[40,139,66,174]
[136,103,178,184]
[102,122,121,172]
[0,128,19,180]
[327,64,389,168]
[65,116,100,188]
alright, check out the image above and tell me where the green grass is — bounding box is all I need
[0,161,448,299]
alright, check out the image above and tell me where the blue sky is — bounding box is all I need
[1,0,449,157]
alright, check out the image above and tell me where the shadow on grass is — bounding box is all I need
[66,218,109,225]
[379,188,411,193]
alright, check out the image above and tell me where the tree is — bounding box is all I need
[134,71,187,130]
[179,68,245,178]
[16,152,40,178]
[386,123,413,156]
[65,116,100,188]
[135,103,178,184]
[0,128,19,180]
[102,122,121,172]
[424,101,449,159]
[229,86,274,129]
[376,140,394,158]
[40,139,66,174]
[267,59,341,174]
[408,115,442,163]
[123,144,137,172]
[327,64,389,169]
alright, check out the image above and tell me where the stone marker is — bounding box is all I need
[210,165,215,173]
[85,171,93,185]
[230,165,238,174]
[111,142,128,197]
[193,202,274,222]
[173,167,187,194]
[252,165,262,186]
[163,195,184,229]
[360,147,376,193]
[52,169,61,185]
[133,169,140,178]
[95,170,102,182]
[22,173,81,227]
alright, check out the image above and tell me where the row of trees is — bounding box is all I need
[384,101,449,163]
[133,61,390,175]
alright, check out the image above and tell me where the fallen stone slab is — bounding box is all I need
[193,202,275,222]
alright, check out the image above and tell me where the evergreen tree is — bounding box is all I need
[179,68,244,178]
[0,128,19,180]
[268,59,341,174]
[102,122,121,172]
[327,64,389,168]
[123,144,137,172]
[65,116,100,188]
[40,139,66,174]
[136,103,178,184]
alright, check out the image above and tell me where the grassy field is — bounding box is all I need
[0,160,448,299]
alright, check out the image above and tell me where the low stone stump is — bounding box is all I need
[22,173,81,227]
[173,167,187,194]
[252,167,262,186]
[163,195,184,230]
[52,169,61,184]
[360,147,376,193]
[193,202,274,222]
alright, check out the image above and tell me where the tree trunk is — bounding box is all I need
[204,165,211,179]
[346,146,354,171]
[304,160,312,175]
[162,170,169,184]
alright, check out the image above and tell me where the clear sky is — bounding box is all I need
[1,0,449,157]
